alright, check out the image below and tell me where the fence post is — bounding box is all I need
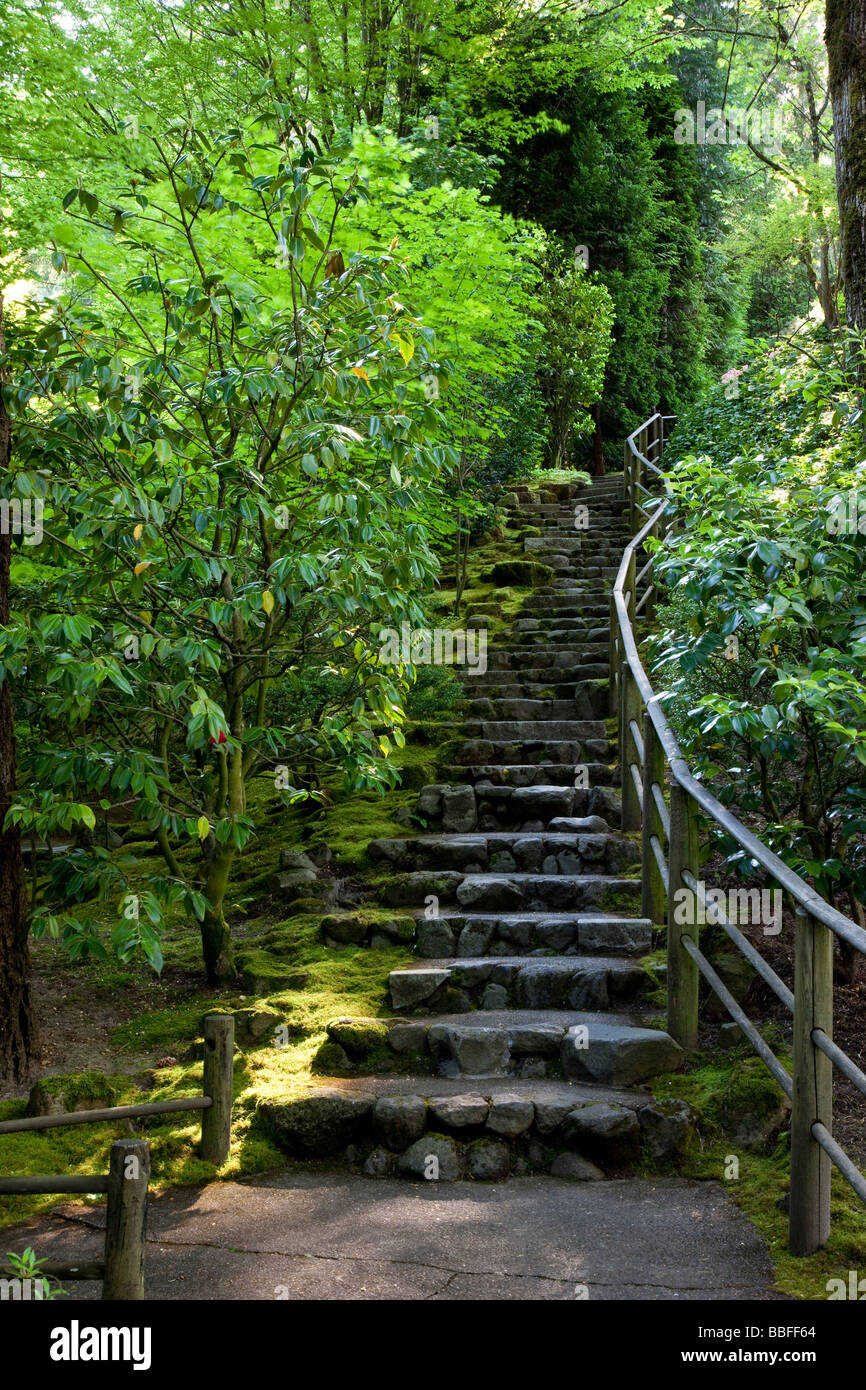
[103,1138,149,1301]
[789,908,833,1255]
[620,665,642,833]
[641,712,666,926]
[201,1012,234,1163]
[667,783,700,1048]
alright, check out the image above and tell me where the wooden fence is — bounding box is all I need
[0,1013,234,1298]
[612,414,866,1255]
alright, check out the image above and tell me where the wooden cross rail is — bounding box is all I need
[0,1014,235,1298]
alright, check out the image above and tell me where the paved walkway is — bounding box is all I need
[3,1173,787,1300]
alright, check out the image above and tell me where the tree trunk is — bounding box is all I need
[0,286,39,1083]
[826,1,866,347]
[592,402,606,476]
[201,843,237,985]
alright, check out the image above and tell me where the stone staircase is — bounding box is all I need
[262,477,692,1180]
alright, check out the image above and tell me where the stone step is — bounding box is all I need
[389,955,650,1012]
[368,829,640,876]
[463,698,580,720]
[261,1075,694,1181]
[415,911,651,958]
[380,870,641,912]
[375,1009,682,1084]
[469,665,605,684]
[479,719,610,743]
[442,763,619,790]
[522,597,609,614]
[456,739,610,766]
[488,649,607,669]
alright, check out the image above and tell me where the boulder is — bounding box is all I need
[390,968,449,1011]
[441,786,477,833]
[321,915,368,946]
[364,1146,397,1177]
[261,1092,374,1156]
[562,1103,640,1166]
[26,1072,117,1118]
[486,1095,534,1138]
[561,1022,684,1087]
[326,1017,390,1058]
[387,1022,428,1054]
[430,1094,490,1129]
[397,1135,461,1181]
[279,849,319,874]
[429,1026,510,1077]
[467,1139,510,1181]
[549,1152,605,1181]
[638,1099,696,1163]
[416,919,456,957]
[373,1095,428,1150]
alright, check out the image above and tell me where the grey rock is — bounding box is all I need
[321,915,368,946]
[533,1098,579,1136]
[638,1099,696,1163]
[467,1139,510,1181]
[373,1095,428,1150]
[364,1146,396,1177]
[605,837,642,875]
[416,919,456,957]
[279,849,320,874]
[481,982,509,1010]
[486,1095,534,1138]
[387,1022,428,1054]
[456,875,523,910]
[430,1094,490,1129]
[562,1103,640,1165]
[512,786,574,819]
[368,838,409,866]
[430,1026,509,1077]
[417,784,447,820]
[508,1023,565,1056]
[718,1022,744,1050]
[548,816,610,834]
[456,919,495,956]
[397,1135,461,1181]
[389,968,449,1010]
[273,868,319,897]
[261,1092,374,1157]
[442,785,477,833]
[588,787,622,826]
[561,1022,684,1087]
[549,1152,605,1181]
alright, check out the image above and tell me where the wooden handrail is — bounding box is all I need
[614,412,866,1256]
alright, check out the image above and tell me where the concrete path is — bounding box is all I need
[2,1173,787,1300]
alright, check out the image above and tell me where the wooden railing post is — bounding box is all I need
[620,665,642,833]
[201,1012,234,1163]
[790,908,833,1255]
[103,1138,149,1301]
[608,593,619,717]
[641,712,666,926]
[667,784,700,1048]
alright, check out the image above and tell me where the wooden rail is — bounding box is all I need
[613,414,866,1255]
[0,1013,234,1298]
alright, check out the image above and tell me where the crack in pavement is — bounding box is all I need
[49,1209,759,1291]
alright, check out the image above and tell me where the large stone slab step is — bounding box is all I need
[380,870,641,911]
[369,830,640,876]
[414,911,652,958]
[442,763,619,789]
[261,1075,695,1179]
[389,954,650,1012]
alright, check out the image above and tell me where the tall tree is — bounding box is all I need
[826,0,866,342]
[0,268,39,1083]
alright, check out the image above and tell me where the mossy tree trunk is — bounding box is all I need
[201,842,237,986]
[826,1,866,355]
